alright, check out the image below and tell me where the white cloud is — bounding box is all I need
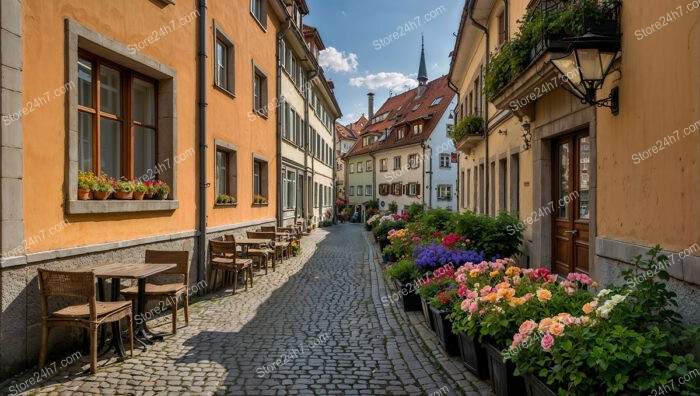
[349,72,419,92]
[318,47,358,73]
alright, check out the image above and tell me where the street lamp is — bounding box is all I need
[550,32,620,115]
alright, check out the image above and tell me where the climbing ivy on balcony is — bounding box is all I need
[484,0,620,101]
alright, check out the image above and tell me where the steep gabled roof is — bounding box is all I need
[302,24,325,51]
[336,122,357,140]
[345,75,454,158]
[350,114,368,136]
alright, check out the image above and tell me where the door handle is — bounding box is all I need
[564,230,578,235]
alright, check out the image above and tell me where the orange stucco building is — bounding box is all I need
[0,0,324,378]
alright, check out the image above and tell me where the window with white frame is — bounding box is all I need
[365,185,372,196]
[357,161,363,173]
[397,127,405,139]
[413,123,423,135]
[366,160,372,172]
[349,186,355,196]
[380,159,388,172]
[392,183,402,195]
[284,169,296,209]
[349,163,355,173]
[408,182,418,196]
[393,156,401,170]
[251,0,268,28]
[440,154,451,168]
[378,183,389,196]
[438,185,452,201]
[408,154,419,169]
[357,186,363,196]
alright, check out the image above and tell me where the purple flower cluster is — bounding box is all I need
[412,243,485,270]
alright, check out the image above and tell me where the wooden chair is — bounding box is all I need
[37,269,133,374]
[244,232,278,272]
[233,233,274,274]
[208,239,253,294]
[254,231,290,262]
[120,250,190,335]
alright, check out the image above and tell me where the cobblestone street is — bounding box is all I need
[5,225,491,396]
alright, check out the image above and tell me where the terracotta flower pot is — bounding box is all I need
[77,188,91,200]
[114,190,134,200]
[133,191,145,200]
[144,192,154,199]
[92,190,110,200]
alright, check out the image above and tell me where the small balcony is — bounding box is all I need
[451,115,484,154]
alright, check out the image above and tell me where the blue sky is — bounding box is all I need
[305,0,463,125]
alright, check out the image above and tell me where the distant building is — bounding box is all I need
[344,39,457,218]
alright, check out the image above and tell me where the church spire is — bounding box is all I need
[417,35,428,96]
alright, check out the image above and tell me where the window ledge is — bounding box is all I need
[252,202,269,207]
[66,200,179,214]
[254,109,269,119]
[214,84,236,98]
[215,203,238,208]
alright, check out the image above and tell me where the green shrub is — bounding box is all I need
[419,208,457,232]
[386,259,422,284]
[388,201,398,214]
[406,203,425,222]
[373,219,406,248]
[452,211,522,259]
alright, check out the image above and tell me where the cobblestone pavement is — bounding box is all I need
[3,224,492,396]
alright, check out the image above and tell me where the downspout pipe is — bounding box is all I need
[469,1,490,216]
[196,0,208,287]
[276,18,293,226]
[306,68,319,222]
[426,145,433,209]
[421,141,427,208]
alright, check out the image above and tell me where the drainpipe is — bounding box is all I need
[196,0,208,287]
[426,144,433,209]
[276,18,293,226]
[421,141,427,208]
[469,1,490,216]
[306,68,319,223]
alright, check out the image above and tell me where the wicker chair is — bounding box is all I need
[37,269,134,374]
[208,239,253,294]
[120,250,190,335]
[235,232,274,273]
[253,231,290,262]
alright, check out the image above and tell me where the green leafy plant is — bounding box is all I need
[507,246,700,395]
[406,202,425,222]
[216,194,236,204]
[484,0,620,100]
[320,219,332,227]
[113,179,135,192]
[386,258,422,284]
[452,211,522,259]
[253,194,268,204]
[388,201,398,214]
[153,180,170,199]
[133,182,148,193]
[451,115,484,142]
[92,173,113,193]
[420,208,457,233]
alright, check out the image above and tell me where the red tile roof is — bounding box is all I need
[346,75,455,157]
[350,115,368,136]
[336,122,356,140]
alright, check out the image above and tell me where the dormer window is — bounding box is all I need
[430,96,443,107]
[413,123,423,135]
[412,103,421,111]
[397,128,405,139]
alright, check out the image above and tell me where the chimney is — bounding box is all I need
[368,92,375,120]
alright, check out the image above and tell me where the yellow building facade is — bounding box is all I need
[450,0,699,322]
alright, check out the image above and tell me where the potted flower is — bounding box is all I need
[508,247,700,396]
[77,170,96,200]
[415,264,456,332]
[92,173,113,200]
[133,181,148,200]
[216,194,237,205]
[143,180,155,199]
[113,178,135,200]
[253,194,268,205]
[291,240,301,256]
[429,285,461,356]
[153,180,170,200]
[386,259,423,312]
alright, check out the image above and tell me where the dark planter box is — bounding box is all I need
[457,331,490,380]
[393,279,421,312]
[428,305,460,356]
[525,374,558,396]
[420,297,435,331]
[485,342,526,396]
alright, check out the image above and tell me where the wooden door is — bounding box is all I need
[552,132,591,275]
